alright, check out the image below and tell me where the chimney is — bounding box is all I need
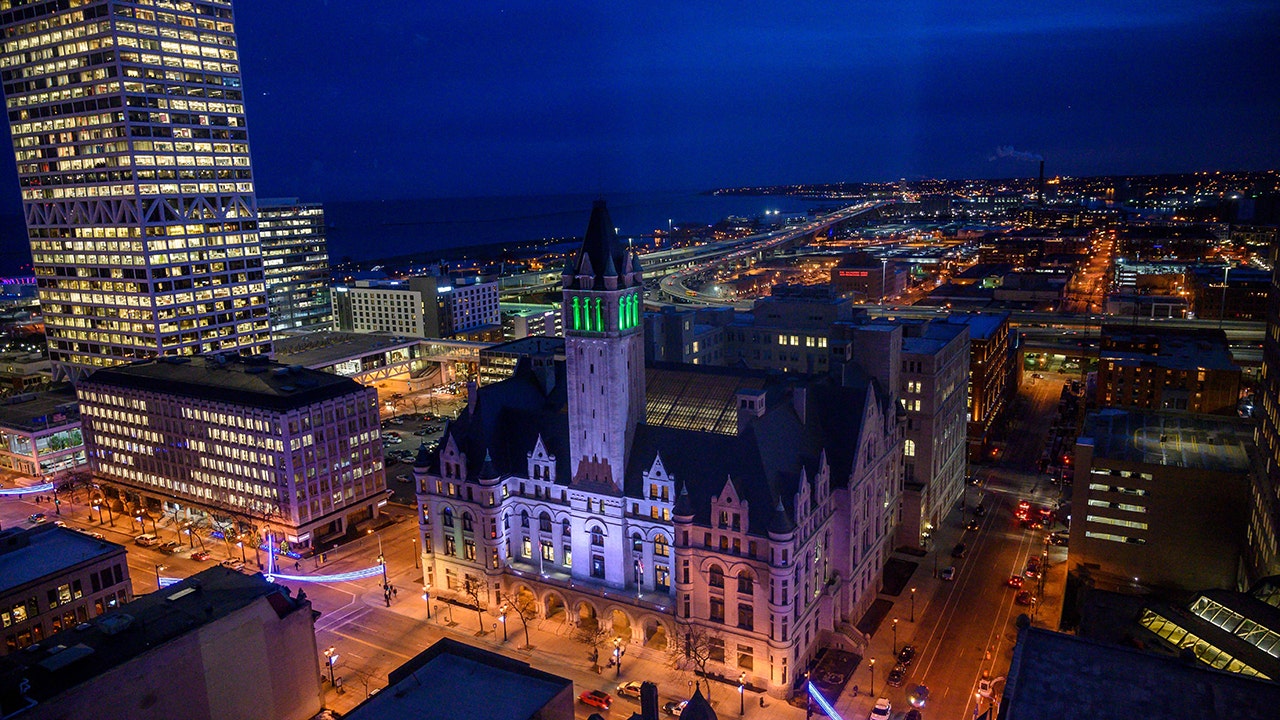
[1038,160,1045,204]
[640,681,659,720]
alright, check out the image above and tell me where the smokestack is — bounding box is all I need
[1038,160,1045,205]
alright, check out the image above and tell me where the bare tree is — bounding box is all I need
[577,620,610,673]
[669,619,724,700]
[497,589,539,649]
[461,575,488,634]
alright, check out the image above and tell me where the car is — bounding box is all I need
[28,512,46,524]
[414,429,428,436]
[1017,499,1031,512]
[1015,590,1034,606]
[871,698,892,720]
[387,417,404,425]
[966,474,980,486]
[951,543,967,559]
[1025,556,1042,578]
[1007,575,1024,589]
[134,533,160,547]
[191,550,212,561]
[1050,531,1069,546]
[579,690,612,710]
[663,700,688,716]
[965,519,980,531]
[53,520,67,527]
[940,566,956,581]
[220,558,246,571]
[887,664,906,687]
[973,503,986,517]
[617,681,643,698]
[897,644,916,666]
[396,473,412,483]
[158,541,182,555]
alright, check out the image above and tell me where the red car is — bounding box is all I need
[191,550,212,561]
[1006,575,1024,589]
[1015,590,1034,606]
[579,690,612,710]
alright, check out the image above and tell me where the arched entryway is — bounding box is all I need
[610,608,632,640]
[577,601,599,631]
[544,592,567,623]
[643,617,670,650]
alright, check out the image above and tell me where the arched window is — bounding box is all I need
[503,513,510,530]
[708,564,724,588]
[632,533,643,552]
[539,512,552,533]
[737,570,754,594]
[521,510,529,528]
[442,507,454,528]
[562,519,572,537]
[461,512,473,532]
[904,439,916,457]
[655,533,669,557]
[590,527,605,546]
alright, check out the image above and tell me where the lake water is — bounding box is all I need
[323,190,832,264]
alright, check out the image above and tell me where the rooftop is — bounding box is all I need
[0,525,124,596]
[1002,625,1280,720]
[1080,409,1253,472]
[946,311,1008,339]
[275,331,421,369]
[0,567,306,707]
[479,336,565,358]
[0,385,79,432]
[343,638,572,720]
[82,355,369,412]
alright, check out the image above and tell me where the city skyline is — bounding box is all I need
[1,0,1278,223]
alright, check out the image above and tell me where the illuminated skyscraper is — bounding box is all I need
[258,199,333,336]
[0,0,271,380]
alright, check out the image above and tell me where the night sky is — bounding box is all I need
[2,0,1279,214]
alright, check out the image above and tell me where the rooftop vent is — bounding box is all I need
[98,614,135,635]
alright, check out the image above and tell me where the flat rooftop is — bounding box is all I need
[0,567,302,707]
[0,385,79,432]
[1081,408,1253,472]
[1003,626,1280,720]
[480,336,565,357]
[82,355,368,412]
[343,638,571,720]
[274,331,420,369]
[945,312,1007,340]
[0,525,124,596]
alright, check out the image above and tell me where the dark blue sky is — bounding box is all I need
[3,0,1279,212]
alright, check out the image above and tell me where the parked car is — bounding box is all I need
[134,533,160,547]
[1025,556,1042,578]
[158,541,182,555]
[1015,590,1034,606]
[221,558,246,571]
[951,543,967,559]
[579,690,612,710]
[940,566,956,581]
[387,417,404,425]
[1050,531,1069,546]
[897,644,916,666]
[887,664,906,687]
[662,700,688,716]
[396,473,412,483]
[414,429,428,436]
[973,503,986,517]
[28,512,46,524]
[1006,575,1024,589]
[871,698,892,720]
[617,681,643,699]
[191,550,212,561]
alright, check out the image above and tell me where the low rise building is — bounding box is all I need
[1070,409,1254,591]
[342,638,574,720]
[501,302,562,340]
[0,387,84,479]
[0,525,130,655]
[0,567,321,720]
[1096,326,1240,415]
[335,276,500,340]
[1188,265,1270,322]
[78,354,386,555]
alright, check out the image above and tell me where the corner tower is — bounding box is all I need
[563,201,646,490]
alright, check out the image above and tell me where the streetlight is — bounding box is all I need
[236,540,247,564]
[893,618,899,655]
[324,646,337,686]
[154,564,165,588]
[613,636,626,678]
[910,587,917,622]
[422,588,432,620]
[868,658,876,696]
[499,604,508,642]
[738,672,746,716]
[412,536,419,569]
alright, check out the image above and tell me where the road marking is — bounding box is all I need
[328,627,414,661]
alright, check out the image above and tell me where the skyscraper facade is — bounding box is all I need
[0,0,271,380]
[258,199,333,336]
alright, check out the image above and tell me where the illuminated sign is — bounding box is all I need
[837,270,870,278]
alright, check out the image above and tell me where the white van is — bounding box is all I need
[134,533,160,547]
